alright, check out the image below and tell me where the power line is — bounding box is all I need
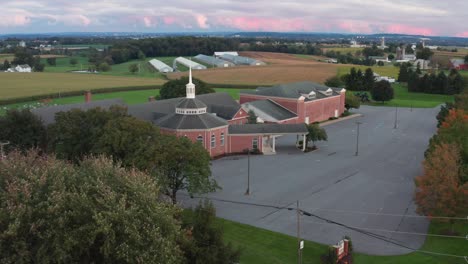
[297,219,467,239]
[191,195,467,221]
[308,208,468,221]
[185,195,468,260]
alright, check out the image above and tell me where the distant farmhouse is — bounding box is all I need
[396,45,417,62]
[5,64,32,73]
[32,69,345,157]
[450,58,468,70]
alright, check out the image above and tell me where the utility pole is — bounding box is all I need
[245,149,250,195]
[297,200,302,264]
[355,122,362,156]
[394,105,398,129]
[0,141,10,161]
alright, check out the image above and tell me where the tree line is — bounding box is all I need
[414,93,468,229]
[0,106,240,263]
[399,63,466,95]
[0,47,45,72]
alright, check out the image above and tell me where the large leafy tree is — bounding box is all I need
[155,135,218,204]
[415,143,468,223]
[182,200,241,264]
[371,80,394,103]
[247,110,257,124]
[47,106,128,162]
[416,47,434,60]
[0,150,184,263]
[159,77,214,99]
[0,109,47,152]
[93,116,163,170]
[306,123,328,148]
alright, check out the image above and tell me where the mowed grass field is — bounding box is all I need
[349,83,453,108]
[0,88,250,114]
[221,218,467,264]
[0,72,165,100]
[338,65,400,78]
[322,46,364,54]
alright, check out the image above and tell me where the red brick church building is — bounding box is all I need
[33,69,345,158]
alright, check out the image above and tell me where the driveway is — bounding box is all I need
[181,105,439,255]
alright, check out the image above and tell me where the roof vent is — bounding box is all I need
[308,91,316,99]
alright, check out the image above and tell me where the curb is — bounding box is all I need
[319,113,362,127]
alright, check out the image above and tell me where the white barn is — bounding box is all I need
[214,51,239,57]
[194,54,235,68]
[149,59,173,73]
[175,57,207,70]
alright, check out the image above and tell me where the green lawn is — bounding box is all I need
[338,65,400,78]
[350,84,453,108]
[221,218,467,264]
[43,56,90,73]
[0,88,250,114]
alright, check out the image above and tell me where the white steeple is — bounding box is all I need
[186,66,195,99]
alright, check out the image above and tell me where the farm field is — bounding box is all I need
[169,52,339,85]
[321,46,364,54]
[221,218,466,264]
[350,83,453,108]
[0,72,165,100]
[0,88,250,114]
[338,64,400,78]
[2,54,66,63]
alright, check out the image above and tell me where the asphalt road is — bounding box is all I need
[180,105,440,255]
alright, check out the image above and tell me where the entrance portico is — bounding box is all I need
[229,124,309,154]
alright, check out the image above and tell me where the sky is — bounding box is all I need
[1,0,467,37]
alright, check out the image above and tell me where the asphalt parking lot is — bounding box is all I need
[181,105,440,255]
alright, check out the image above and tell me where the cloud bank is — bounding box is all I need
[1,0,467,37]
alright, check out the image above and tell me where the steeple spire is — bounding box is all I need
[186,66,195,99]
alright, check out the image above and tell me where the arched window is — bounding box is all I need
[197,135,203,145]
[211,134,216,148]
[220,133,225,146]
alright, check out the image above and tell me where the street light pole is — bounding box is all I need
[394,105,398,129]
[245,149,250,195]
[355,122,362,156]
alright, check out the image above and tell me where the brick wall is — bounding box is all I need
[228,135,263,154]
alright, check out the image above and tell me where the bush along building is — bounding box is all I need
[33,69,346,158]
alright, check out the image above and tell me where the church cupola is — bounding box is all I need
[186,66,195,99]
[175,66,207,115]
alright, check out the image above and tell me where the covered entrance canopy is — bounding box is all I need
[229,124,309,154]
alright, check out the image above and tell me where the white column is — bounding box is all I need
[272,136,276,153]
[303,134,306,151]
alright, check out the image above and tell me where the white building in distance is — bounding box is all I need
[214,51,239,57]
[175,57,207,70]
[5,64,32,73]
[148,59,173,73]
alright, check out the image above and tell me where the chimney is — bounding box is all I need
[148,96,155,102]
[84,91,92,103]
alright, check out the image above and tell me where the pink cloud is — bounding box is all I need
[195,14,209,29]
[163,16,176,25]
[456,32,468,38]
[385,24,434,36]
[143,16,155,27]
[216,17,314,32]
[0,15,31,27]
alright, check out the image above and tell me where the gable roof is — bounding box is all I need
[241,81,341,101]
[32,99,125,125]
[242,99,297,122]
